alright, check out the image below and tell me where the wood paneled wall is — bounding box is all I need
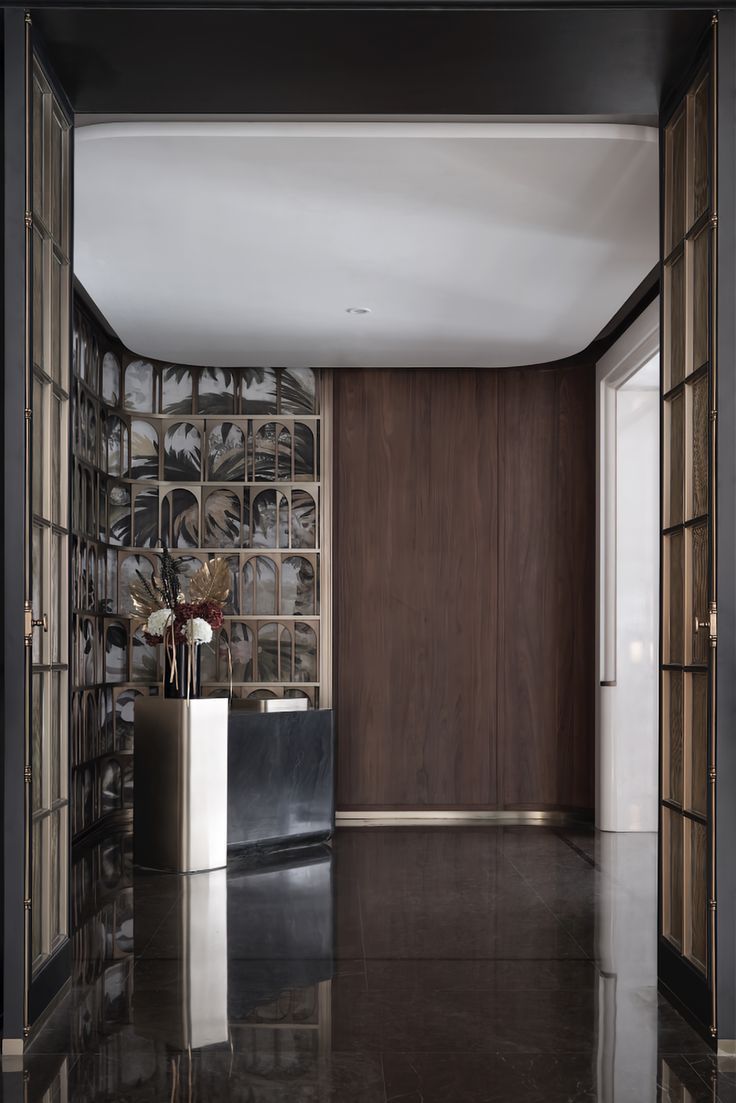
[334,365,595,812]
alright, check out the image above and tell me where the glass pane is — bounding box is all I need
[32,73,44,218]
[666,109,687,251]
[281,556,316,616]
[32,524,45,665]
[52,394,62,526]
[666,253,686,390]
[252,490,288,549]
[132,487,159,548]
[663,808,684,950]
[130,419,160,480]
[692,74,710,225]
[50,107,66,246]
[32,229,45,373]
[164,422,201,481]
[665,531,684,664]
[687,819,708,973]
[162,488,199,548]
[51,532,63,662]
[294,623,318,682]
[691,522,709,665]
[32,674,44,814]
[32,818,44,967]
[666,393,684,528]
[691,374,708,519]
[51,251,63,384]
[51,672,66,804]
[690,673,708,817]
[692,228,710,374]
[293,424,315,480]
[291,490,317,549]
[33,374,46,518]
[50,809,60,943]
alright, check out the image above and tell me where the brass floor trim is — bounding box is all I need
[335,810,590,827]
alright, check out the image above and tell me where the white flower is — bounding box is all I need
[146,608,173,638]
[184,617,213,646]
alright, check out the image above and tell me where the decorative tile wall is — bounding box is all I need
[71,297,323,838]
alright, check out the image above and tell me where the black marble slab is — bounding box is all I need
[227,708,335,850]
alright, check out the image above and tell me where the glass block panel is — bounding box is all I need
[691,374,708,519]
[690,672,708,818]
[666,108,687,251]
[251,489,289,549]
[243,556,278,616]
[207,423,245,482]
[280,368,317,414]
[132,487,159,549]
[162,488,200,548]
[198,368,235,414]
[242,368,277,413]
[663,807,684,950]
[293,423,316,480]
[281,556,316,616]
[691,228,709,375]
[291,489,317,549]
[203,489,241,548]
[665,392,684,528]
[294,623,318,682]
[105,621,128,683]
[164,422,201,481]
[691,522,709,665]
[124,359,154,412]
[665,531,684,665]
[161,365,193,414]
[102,351,121,406]
[687,819,708,974]
[665,253,686,391]
[130,419,159,481]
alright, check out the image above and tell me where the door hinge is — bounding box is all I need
[710,898,717,911]
[24,407,32,421]
[710,213,719,230]
[24,602,47,645]
[23,898,31,911]
[23,765,31,784]
[23,210,33,231]
[709,602,718,647]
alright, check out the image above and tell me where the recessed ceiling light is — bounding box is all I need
[346,306,371,315]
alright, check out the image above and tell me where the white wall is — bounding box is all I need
[596,302,659,832]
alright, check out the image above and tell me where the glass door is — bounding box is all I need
[660,49,715,1034]
[26,43,73,1024]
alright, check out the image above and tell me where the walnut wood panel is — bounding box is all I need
[664,806,684,950]
[666,530,685,664]
[692,228,710,374]
[499,365,595,811]
[688,818,708,971]
[666,107,687,253]
[692,73,710,225]
[334,369,499,808]
[334,364,594,812]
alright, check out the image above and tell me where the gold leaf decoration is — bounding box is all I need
[188,557,231,605]
[129,575,165,619]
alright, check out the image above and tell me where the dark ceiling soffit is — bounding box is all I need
[13,1,733,7]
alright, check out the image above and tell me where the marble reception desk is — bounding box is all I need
[227,707,335,851]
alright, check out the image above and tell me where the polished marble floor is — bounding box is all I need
[4,825,736,1101]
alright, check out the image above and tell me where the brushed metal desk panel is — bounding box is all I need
[135,697,229,872]
[228,709,335,850]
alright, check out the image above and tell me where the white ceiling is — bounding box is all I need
[74,121,659,369]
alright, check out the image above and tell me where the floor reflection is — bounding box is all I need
[9,826,736,1101]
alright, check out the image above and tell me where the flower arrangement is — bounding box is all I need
[130,547,230,698]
